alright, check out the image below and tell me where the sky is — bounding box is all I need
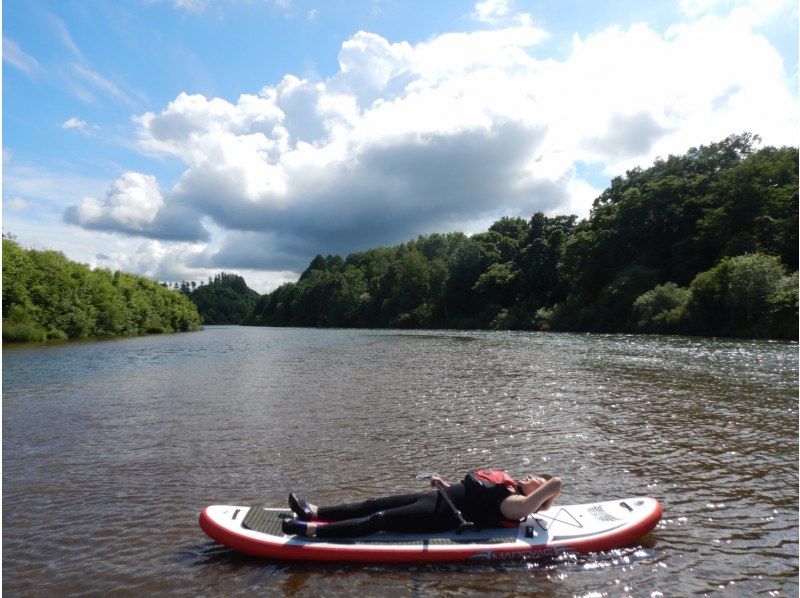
[3,0,798,293]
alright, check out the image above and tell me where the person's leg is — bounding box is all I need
[316,492,425,521]
[315,492,456,538]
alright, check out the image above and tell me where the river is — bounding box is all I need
[3,326,798,595]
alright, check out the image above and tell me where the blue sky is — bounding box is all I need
[3,0,798,292]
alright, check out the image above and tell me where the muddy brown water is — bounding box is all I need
[3,327,797,595]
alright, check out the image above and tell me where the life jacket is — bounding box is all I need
[469,468,517,491]
[460,468,517,527]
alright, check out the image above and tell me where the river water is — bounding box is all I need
[3,327,797,596]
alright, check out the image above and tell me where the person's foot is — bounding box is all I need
[288,493,314,520]
[282,518,309,536]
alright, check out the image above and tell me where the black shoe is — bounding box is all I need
[288,493,313,521]
[281,518,307,536]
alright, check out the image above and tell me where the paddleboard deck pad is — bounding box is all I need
[199,497,662,563]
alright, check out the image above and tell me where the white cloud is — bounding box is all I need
[88,238,292,292]
[308,9,318,20]
[62,117,89,131]
[63,171,209,241]
[144,0,208,12]
[45,12,145,108]
[5,197,29,213]
[173,0,207,11]
[471,0,533,26]
[48,13,85,61]
[3,38,45,77]
[4,158,108,209]
[71,63,140,108]
[66,172,164,231]
[99,239,208,280]
[473,0,511,23]
[62,4,798,284]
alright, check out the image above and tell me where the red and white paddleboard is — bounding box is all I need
[199,497,662,563]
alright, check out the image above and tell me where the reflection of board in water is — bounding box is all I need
[199,497,663,563]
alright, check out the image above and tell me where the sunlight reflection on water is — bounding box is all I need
[3,327,798,595]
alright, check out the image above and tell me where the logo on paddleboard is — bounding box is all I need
[468,545,573,560]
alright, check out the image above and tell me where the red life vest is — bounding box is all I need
[471,468,517,491]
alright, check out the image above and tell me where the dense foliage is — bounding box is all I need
[174,273,260,324]
[244,134,798,339]
[2,238,202,342]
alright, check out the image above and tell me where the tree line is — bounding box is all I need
[2,237,202,342]
[243,134,798,339]
[171,273,260,325]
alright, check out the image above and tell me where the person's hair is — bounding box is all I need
[516,473,554,494]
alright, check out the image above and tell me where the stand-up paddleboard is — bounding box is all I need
[199,497,662,563]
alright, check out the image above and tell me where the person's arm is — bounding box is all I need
[499,477,562,520]
[429,474,451,489]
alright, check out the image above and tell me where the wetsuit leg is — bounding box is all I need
[316,492,426,521]
[315,492,457,539]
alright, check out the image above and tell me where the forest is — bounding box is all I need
[171,273,260,324]
[244,134,798,339]
[2,237,202,342]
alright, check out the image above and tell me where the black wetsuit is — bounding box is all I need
[314,479,514,538]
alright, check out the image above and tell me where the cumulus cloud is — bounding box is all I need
[91,237,293,292]
[66,172,163,229]
[64,172,208,241]
[64,1,798,282]
[586,112,674,161]
[102,239,209,281]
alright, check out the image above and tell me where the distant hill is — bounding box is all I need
[179,273,261,325]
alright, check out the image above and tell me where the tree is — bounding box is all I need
[686,253,791,337]
[632,282,690,334]
[2,238,201,342]
[489,216,529,241]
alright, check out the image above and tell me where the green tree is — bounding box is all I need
[187,272,260,324]
[632,282,690,334]
[2,238,201,342]
[686,253,793,337]
[473,262,517,307]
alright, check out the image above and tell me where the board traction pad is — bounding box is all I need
[241,507,517,546]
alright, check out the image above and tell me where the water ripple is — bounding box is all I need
[3,328,797,595]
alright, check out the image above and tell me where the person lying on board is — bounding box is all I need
[281,468,562,538]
